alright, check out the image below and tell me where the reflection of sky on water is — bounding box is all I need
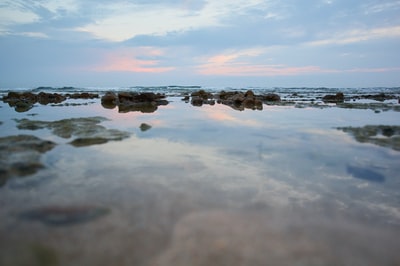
[4,98,397,215]
[1,97,400,264]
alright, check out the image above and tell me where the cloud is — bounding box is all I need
[307,25,400,46]
[91,47,175,73]
[75,0,272,42]
[345,67,400,73]
[196,48,333,76]
[0,1,40,29]
[363,1,400,14]
[75,3,217,42]
[16,31,49,38]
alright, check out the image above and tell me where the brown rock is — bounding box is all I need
[322,92,344,103]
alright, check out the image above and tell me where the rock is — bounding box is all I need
[191,96,204,106]
[190,90,215,107]
[15,117,131,147]
[69,137,109,147]
[181,95,190,102]
[216,90,263,110]
[101,92,168,113]
[244,90,255,98]
[337,125,400,151]
[37,92,66,105]
[14,100,34,112]
[0,135,56,185]
[191,89,213,99]
[2,91,68,111]
[322,92,344,103]
[119,102,158,113]
[260,93,281,102]
[67,92,99,99]
[101,92,118,109]
[140,123,152,132]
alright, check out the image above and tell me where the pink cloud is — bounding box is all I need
[345,67,400,73]
[92,47,175,73]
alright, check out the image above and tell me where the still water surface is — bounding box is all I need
[0,92,399,265]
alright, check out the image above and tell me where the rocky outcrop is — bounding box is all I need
[2,91,99,112]
[322,92,345,103]
[216,90,264,111]
[101,92,168,113]
[0,135,56,186]
[2,92,63,112]
[186,89,281,110]
[190,90,215,106]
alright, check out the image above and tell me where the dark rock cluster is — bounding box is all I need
[2,91,98,112]
[190,90,215,106]
[186,89,281,111]
[101,91,168,113]
[322,92,345,103]
[217,90,263,110]
[349,93,398,102]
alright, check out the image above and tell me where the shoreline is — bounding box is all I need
[2,89,400,113]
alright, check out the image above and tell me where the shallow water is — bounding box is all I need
[1,89,400,265]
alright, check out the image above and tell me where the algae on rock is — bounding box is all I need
[15,117,131,147]
[0,135,56,185]
[337,125,400,151]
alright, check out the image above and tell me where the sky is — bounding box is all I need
[0,0,400,88]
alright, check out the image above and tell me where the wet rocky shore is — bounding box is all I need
[2,88,400,113]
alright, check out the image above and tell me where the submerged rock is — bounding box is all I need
[16,117,131,147]
[69,137,109,147]
[19,205,110,226]
[337,125,400,151]
[0,135,56,185]
[140,123,152,132]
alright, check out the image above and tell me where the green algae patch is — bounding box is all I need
[0,135,56,185]
[16,117,131,147]
[337,125,400,151]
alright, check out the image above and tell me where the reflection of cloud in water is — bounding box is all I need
[153,209,400,266]
[200,104,264,127]
[90,136,318,207]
